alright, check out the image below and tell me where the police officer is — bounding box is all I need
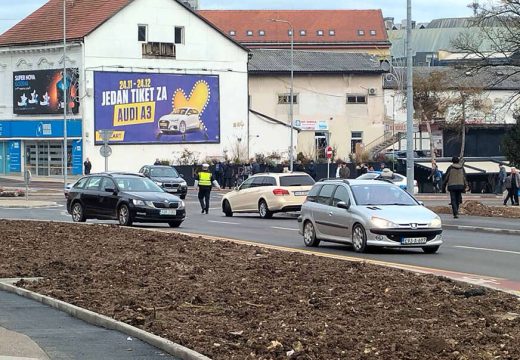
[195,163,220,214]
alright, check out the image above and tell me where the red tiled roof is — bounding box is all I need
[0,0,132,46]
[198,10,390,48]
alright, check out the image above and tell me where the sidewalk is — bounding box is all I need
[0,289,179,360]
[0,199,58,208]
[440,214,520,234]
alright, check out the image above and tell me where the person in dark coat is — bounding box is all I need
[251,160,260,175]
[503,167,520,206]
[496,164,507,195]
[154,158,161,165]
[442,157,469,218]
[306,160,317,180]
[83,158,92,175]
[223,161,235,189]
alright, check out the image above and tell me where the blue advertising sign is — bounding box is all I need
[71,139,83,175]
[8,140,21,172]
[0,119,82,138]
[93,71,220,144]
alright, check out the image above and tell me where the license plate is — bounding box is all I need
[401,237,427,245]
[294,191,308,196]
[159,209,176,215]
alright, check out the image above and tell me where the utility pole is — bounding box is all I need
[63,0,68,188]
[405,0,415,194]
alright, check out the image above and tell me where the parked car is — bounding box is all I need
[357,171,419,194]
[139,165,187,199]
[66,172,185,227]
[298,179,442,253]
[221,172,315,218]
[157,107,203,138]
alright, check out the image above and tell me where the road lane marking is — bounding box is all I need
[453,246,520,255]
[208,220,240,225]
[271,226,298,231]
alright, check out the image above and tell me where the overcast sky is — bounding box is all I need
[0,0,473,35]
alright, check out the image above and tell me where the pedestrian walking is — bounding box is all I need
[223,161,235,189]
[495,164,507,195]
[251,160,260,175]
[503,167,520,206]
[442,157,469,218]
[194,163,220,214]
[359,163,368,175]
[83,157,92,175]
[154,158,161,165]
[336,162,350,179]
[214,161,225,186]
[428,160,442,193]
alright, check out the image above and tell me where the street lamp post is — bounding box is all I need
[405,0,415,194]
[271,19,294,171]
[63,0,68,188]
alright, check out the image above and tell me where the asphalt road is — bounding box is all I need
[1,191,519,290]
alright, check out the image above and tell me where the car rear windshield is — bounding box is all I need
[115,177,163,192]
[150,167,179,178]
[350,184,417,206]
[279,175,315,187]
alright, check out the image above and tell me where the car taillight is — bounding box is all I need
[273,188,290,196]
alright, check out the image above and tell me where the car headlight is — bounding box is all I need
[371,216,397,228]
[430,217,442,228]
[180,180,187,187]
[154,181,163,186]
[132,199,146,206]
[178,200,185,209]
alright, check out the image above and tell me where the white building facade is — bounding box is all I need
[0,0,249,176]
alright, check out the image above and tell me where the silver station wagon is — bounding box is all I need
[298,179,443,253]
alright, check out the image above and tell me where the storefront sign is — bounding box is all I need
[72,140,83,175]
[8,141,21,172]
[94,71,220,144]
[294,119,328,131]
[13,69,80,115]
[0,120,82,138]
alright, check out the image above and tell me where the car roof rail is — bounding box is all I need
[374,177,393,184]
[107,172,145,177]
[318,178,350,184]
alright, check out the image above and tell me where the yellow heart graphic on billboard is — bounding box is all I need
[172,80,210,113]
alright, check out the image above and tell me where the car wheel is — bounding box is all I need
[118,204,133,226]
[258,200,273,219]
[303,221,320,247]
[223,200,233,217]
[168,221,183,228]
[352,224,368,253]
[422,245,440,254]
[71,202,86,222]
[179,121,187,134]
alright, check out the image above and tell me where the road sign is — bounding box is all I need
[100,144,112,158]
[326,146,333,159]
[98,129,114,143]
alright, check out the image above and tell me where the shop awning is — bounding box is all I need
[417,160,510,174]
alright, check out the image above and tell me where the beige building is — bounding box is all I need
[248,50,386,161]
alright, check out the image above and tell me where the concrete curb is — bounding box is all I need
[443,224,520,235]
[0,202,59,209]
[0,280,211,360]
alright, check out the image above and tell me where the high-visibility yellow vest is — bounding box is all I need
[198,171,212,186]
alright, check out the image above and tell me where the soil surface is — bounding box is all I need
[1,220,519,359]
[429,200,520,219]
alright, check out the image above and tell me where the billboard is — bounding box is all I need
[13,69,80,115]
[94,71,220,144]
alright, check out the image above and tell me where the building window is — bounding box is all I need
[329,29,335,36]
[138,24,147,42]
[370,30,377,36]
[246,30,253,36]
[288,30,293,36]
[174,26,184,44]
[229,30,236,36]
[300,30,306,36]
[357,29,365,36]
[258,30,265,36]
[347,95,367,104]
[278,94,298,105]
[317,30,324,36]
[351,131,363,154]
[315,132,328,159]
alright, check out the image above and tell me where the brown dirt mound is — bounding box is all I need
[430,200,520,218]
[1,220,519,359]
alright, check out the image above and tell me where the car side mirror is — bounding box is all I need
[105,187,117,194]
[179,174,184,178]
[234,186,239,191]
[418,201,424,206]
[337,201,350,210]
